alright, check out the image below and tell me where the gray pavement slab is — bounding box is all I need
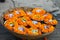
[0,0,60,40]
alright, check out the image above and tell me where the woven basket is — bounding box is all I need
[0,7,55,40]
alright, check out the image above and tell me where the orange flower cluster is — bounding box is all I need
[4,8,58,35]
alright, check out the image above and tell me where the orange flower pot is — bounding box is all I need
[44,19,58,25]
[31,14,44,21]
[4,19,18,31]
[48,25,55,32]
[44,13,53,19]
[32,8,46,16]
[51,19,58,25]
[26,11,33,18]
[19,9,26,16]
[13,25,27,35]
[17,16,31,26]
[40,24,49,33]
[4,13,15,20]
[28,28,39,35]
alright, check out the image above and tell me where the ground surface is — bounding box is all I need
[0,0,60,40]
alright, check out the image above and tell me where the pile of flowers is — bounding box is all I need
[3,8,58,35]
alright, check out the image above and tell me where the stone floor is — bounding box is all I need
[0,0,60,40]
